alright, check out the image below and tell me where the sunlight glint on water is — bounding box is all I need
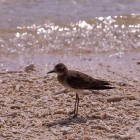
[0,15,140,59]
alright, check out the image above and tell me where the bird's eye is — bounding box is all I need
[58,66,65,71]
[56,67,61,71]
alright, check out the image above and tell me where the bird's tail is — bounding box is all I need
[94,85,115,90]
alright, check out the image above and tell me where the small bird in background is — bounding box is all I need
[47,63,114,117]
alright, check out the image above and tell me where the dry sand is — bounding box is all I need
[0,53,140,140]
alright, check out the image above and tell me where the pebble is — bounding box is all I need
[24,64,35,72]
[15,84,22,92]
[50,128,59,136]
[133,101,140,106]
[11,128,18,134]
[61,126,72,135]
[109,134,131,140]
[91,125,111,132]
[54,109,65,115]
[40,96,49,103]
[10,105,21,110]
[108,107,116,111]
[136,127,140,132]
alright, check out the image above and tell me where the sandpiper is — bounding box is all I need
[48,63,114,117]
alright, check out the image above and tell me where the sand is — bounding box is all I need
[0,52,140,140]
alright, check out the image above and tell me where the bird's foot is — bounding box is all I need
[72,113,78,118]
[68,110,77,118]
[68,110,75,115]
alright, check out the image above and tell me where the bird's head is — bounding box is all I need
[47,63,68,75]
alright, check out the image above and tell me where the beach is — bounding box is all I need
[0,0,140,139]
[0,52,140,139]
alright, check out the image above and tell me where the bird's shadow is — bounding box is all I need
[46,115,98,127]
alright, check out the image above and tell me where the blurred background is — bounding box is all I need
[0,0,140,70]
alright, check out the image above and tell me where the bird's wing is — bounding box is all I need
[66,70,99,89]
[67,70,113,90]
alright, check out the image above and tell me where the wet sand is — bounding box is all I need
[0,53,140,140]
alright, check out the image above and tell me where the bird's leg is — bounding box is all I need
[69,93,79,118]
[73,93,79,117]
[68,93,78,116]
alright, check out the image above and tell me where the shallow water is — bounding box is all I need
[0,0,140,70]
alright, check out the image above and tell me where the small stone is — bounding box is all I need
[55,88,67,95]
[133,101,140,106]
[91,124,111,132]
[10,105,21,110]
[11,128,18,134]
[15,84,22,92]
[54,109,65,114]
[24,64,35,72]
[61,126,72,135]
[41,96,49,103]
[50,128,59,136]
[91,102,98,106]
[136,127,140,132]
[108,107,116,111]
[109,134,131,139]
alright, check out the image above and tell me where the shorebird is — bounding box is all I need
[48,63,114,117]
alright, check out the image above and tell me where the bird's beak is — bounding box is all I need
[47,70,55,74]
